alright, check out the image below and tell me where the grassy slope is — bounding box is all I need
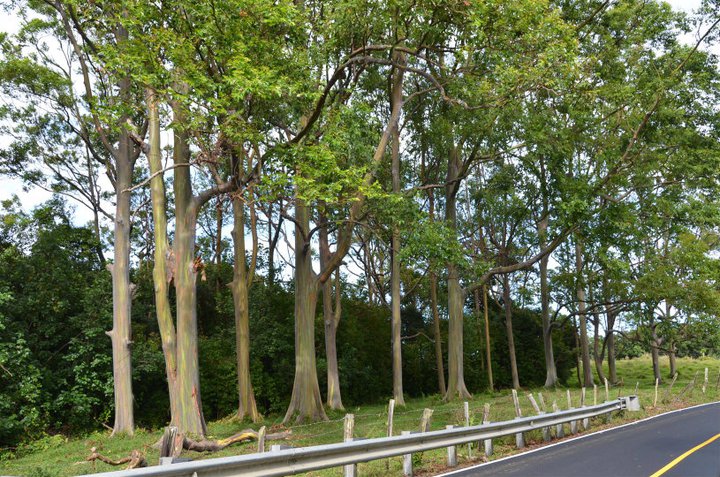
[2,355,719,477]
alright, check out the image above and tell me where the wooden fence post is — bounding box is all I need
[446,425,457,467]
[343,414,356,477]
[662,372,678,403]
[654,378,659,407]
[463,402,472,458]
[566,390,577,434]
[553,401,564,438]
[593,384,597,406]
[482,403,492,456]
[512,389,525,448]
[387,399,395,437]
[402,431,412,477]
[420,408,433,433]
[528,394,550,442]
[604,378,609,402]
[257,426,266,454]
[538,392,547,413]
[386,399,395,472]
[581,387,589,430]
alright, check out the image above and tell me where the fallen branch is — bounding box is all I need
[182,429,292,453]
[85,447,146,469]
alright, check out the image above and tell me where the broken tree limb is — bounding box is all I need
[85,447,147,469]
[182,429,291,453]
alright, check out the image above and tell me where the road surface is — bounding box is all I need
[441,402,720,477]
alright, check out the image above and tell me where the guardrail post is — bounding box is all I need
[512,390,525,448]
[482,403,493,457]
[553,401,564,438]
[566,390,577,434]
[463,401,472,458]
[446,425,457,467]
[402,431,413,477]
[344,414,356,477]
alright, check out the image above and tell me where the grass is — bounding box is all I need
[2,355,719,477]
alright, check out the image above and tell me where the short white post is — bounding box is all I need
[702,368,708,394]
[446,425,457,467]
[402,431,412,477]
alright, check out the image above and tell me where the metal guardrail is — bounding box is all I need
[92,396,636,477]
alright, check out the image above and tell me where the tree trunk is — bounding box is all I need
[108,21,134,437]
[604,291,618,384]
[109,123,134,436]
[390,61,405,406]
[668,342,677,378]
[538,216,557,387]
[319,218,343,411]
[575,238,594,387]
[231,196,260,422]
[427,187,446,396]
[444,146,470,401]
[215,198,224,292]
[483,285,494,392]
[607,330,618,384]
[592,313,606,384]
[429,271,446,396]
[283,197,328,424]
[503,275,521,390]
[146,88,179,427]
[173,100,207,436]
[445,263,471,400]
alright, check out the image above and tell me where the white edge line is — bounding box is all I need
[437,400,720,477]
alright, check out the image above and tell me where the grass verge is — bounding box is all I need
[2,355,718,477]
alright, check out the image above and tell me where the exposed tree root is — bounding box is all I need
[85,447,147,469]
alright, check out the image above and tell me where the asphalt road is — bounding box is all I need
[441,402,720,477]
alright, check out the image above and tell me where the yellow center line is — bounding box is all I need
[649,433,720,477]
